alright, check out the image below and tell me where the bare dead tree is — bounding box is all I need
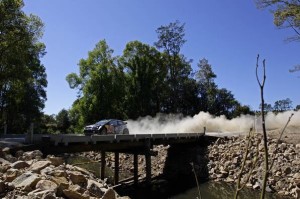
[256,54,268,199]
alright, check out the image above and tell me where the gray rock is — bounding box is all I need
[102,188,117,199]
[253,182,260,189]
[0,180,5,193]
[52,169,67,178]
[4,168,20,182]
[69,171,87,185]
[283,167,292,175]
[2,147,10,154]
[35,179,58,192]
[87,179,104,197]
[63,184,89,199]
[12,172,41,192]
[47,156,64,166]
[11,160,30,169]
[28,189,55,199]
[4,155,17,163]
[50,176,69,196]
[22,150,43,161]
[30,160,51,173]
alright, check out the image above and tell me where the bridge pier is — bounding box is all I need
[114,152,119,185]
[145,139,152,185]
[145,152,151,184]
[134,153,138,185]
[100,151,106,180]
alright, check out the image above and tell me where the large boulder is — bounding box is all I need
[50,176,69,196]
[74,166,91,176]
[102,188,117,199]
[52,169,67,178]
[47,156,64,166]
[35,179,58,192]
[87,179,104,197]
[12,172,41,191]
[4,168,20,182]
[22,150,43,161]
[68,171,87,185]
[28,189,56,199]
[0,157,11,165]
[11,160,30,169]
[30,160,51,173]
[63,184,89,199]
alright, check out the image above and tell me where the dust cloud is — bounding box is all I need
[127,110,300,134]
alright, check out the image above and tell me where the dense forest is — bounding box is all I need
[64,22,253,133]
[1,0,299,134]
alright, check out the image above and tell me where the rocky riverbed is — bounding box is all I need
[1,132,299,198]
[0,148,130,199]
[81,134,300,198]
[207,134,300,198]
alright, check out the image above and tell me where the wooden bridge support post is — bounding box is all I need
[4,123,7,135]
[145,139,151,185]
[133,153,138,186]
[114,152,119,185]
[101,151,106,180]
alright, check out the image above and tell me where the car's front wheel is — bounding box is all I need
[100,128,107,135]
[123,128,129,134]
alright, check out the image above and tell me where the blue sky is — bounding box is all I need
[23,0,300,115]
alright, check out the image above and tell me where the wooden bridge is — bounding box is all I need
[0,132,214,186]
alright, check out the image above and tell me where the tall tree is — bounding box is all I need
[273,98,293,112]
[154,20,194,113]
[195,58,247,118]
[259,103,273,112]
[195,58,218,112]
[56,109,70,133]
[120,41,167,118]
[0,0,47,133]
[66,40,126,129]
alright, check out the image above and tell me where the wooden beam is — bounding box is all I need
[134,153,138,186]
[145,139,151,185]
[101,151,106,180]
[114,152,119,185]
[145,153,151,184]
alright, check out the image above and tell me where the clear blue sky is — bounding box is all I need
[23,0,300,115]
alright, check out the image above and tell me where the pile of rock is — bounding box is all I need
[0,148,129,199]
[207,135,300,198]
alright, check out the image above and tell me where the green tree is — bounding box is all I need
[273,98,293,112]
[256,0,300,42]
[56,109,70,133]
[259,103,273,112]
[195,58,218,113]
[154,21,194,113]
[195,58,247,118]
[295,104,300,111]
[256,1,300,73]
[66,40,126,130]
[38,113,57,134]
[120,41,167,118]
[0,0,47,133]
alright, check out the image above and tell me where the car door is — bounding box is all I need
[117,120,125,134]
[110,120,120,134]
